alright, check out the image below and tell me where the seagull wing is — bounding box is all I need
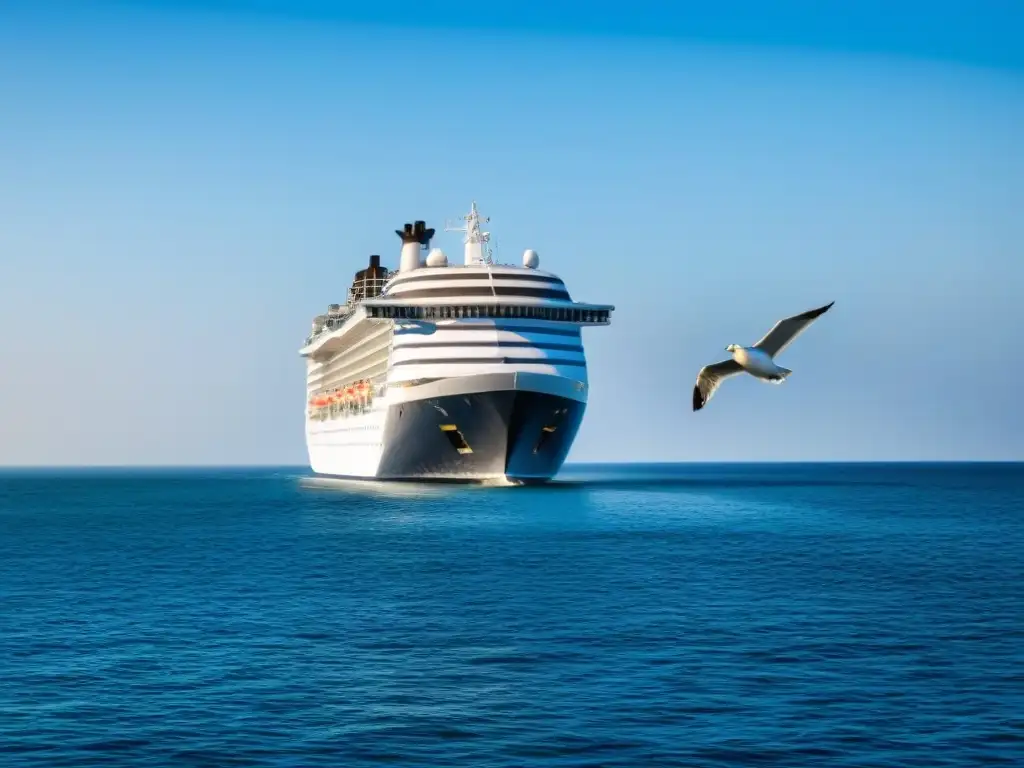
[693,359,745,412]
[753,301,835,358]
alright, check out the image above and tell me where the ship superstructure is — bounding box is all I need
[299,202,614,483]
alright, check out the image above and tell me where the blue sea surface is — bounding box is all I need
[0,463,1021,767]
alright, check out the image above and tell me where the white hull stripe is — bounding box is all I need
[391,355,587,367]
[386,271,566,288]
[388,286,571,300]
[394,324,580,338]
[393,340,584,352]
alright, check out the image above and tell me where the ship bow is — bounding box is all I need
[376,387,585,483]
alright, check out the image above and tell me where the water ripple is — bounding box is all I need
[0,463,1021,767]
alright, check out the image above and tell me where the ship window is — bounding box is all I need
[439,424,473,455]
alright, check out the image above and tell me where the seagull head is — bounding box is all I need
[725,344,739,353]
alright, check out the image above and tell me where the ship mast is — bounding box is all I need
[445,201,492,266]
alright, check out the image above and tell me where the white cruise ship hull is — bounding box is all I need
[305,371,586,484]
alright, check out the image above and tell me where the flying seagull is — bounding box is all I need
[692,301,834,412]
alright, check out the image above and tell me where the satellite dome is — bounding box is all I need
[523,249,540,269]
[426,248,448,267]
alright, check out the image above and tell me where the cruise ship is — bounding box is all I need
[299,203,614,484]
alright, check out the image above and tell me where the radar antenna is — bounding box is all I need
[445,201,493,266]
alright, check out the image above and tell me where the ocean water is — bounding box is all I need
[0,463,1021,767]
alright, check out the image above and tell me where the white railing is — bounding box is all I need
[304,270,398,346]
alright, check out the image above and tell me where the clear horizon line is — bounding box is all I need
[1,459,1021,471]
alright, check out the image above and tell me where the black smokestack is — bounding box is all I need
[395,220,435,245]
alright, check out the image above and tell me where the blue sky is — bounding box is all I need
[1,0,1022,465]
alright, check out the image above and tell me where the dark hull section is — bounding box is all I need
[376,390,585,483]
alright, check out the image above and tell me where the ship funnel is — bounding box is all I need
[396,219,436,273]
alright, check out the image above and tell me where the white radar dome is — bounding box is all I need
[426,248,449,267]
[523,249,540,269]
